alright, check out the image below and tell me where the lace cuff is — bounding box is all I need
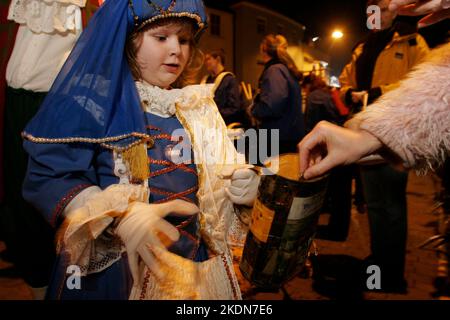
[57,183,149,276]
[8,0,87,34]
[63,185,102,218]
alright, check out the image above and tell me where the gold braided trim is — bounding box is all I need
[174,103,222,255]
[136,12,205,32]
[122,141,150,181]
[174,103,202,187]
[22,132,154,152]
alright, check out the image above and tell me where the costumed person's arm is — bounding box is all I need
[114,200,198,285]
[23,139,198,286]
[61,180,198,286]
[222,167,260,207]
[22,141,99,228]
[251,65,289,120]
[12,0,103,220]
[6,0,87,92]
[349,43,450,172]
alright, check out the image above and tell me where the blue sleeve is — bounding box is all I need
[22,141,99,228]
[252,66,288,119]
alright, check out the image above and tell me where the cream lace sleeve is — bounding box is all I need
[57,183,148,276]
[8,0,87,33]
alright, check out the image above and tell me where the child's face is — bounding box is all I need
[136,23,191,88]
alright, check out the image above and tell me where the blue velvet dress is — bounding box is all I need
[23,112,207,299]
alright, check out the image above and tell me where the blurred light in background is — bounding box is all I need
[331,30,343,39]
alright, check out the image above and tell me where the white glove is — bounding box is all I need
[115,199,199,284]
[225,168,260,207]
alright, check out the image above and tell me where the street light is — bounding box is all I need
[327,30,344,80]
[331,30,343,39]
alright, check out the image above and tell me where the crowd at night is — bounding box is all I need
[0,0,449,303]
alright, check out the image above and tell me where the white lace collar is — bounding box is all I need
[135,81,182,118]
[135,81,215,118]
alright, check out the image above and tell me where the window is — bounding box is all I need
[276,24,284,35]
[256,17,267,35]
[210,14,221,36]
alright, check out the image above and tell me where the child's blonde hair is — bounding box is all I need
[126,17,203,88]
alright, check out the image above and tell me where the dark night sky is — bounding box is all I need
[204,0,369,75]
[255,0,368,40]
[269,0,369,75]
[204,0,449,75]
[204,0,368,38]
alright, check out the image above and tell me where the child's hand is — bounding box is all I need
[224,168,260,207]
[115,200,199,285]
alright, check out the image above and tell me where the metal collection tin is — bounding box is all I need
[239,153,328,289]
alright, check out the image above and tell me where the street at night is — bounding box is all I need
[0,0,448,302]
[1,172,446,300]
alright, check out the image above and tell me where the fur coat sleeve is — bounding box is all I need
[352,42,450,172]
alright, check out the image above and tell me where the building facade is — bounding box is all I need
[200,1,329,90]
[198,6,234,74]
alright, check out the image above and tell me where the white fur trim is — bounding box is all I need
[355,43,450,172]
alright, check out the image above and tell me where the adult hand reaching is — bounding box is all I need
[389,0,450,27]
[351,90,368,104]
[297,121,383,180]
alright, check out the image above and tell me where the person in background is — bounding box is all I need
[303,75,347,133]
[250,34,305,159]
[299,0,448,293]
[336,0,430,293]
[201,49,245,126]
[302,74,353,241]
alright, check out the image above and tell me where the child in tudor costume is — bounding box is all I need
[22,0,259,300]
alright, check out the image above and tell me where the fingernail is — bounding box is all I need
[417,22,427,29]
